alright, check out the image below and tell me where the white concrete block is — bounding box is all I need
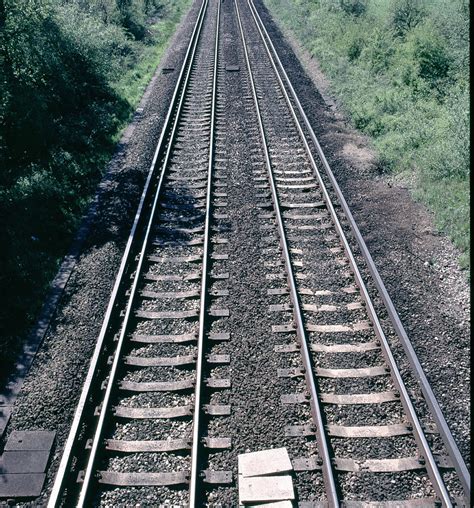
[238,447,293,477]
[238,475,294,504]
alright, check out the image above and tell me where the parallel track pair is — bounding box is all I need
[49,1,222,505]
[47,0,469,506]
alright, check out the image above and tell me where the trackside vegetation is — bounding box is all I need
[0,0,190,356]
[264,0,469,270]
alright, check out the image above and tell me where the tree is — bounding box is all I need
[338,0,366,17]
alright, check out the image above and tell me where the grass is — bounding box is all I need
[264,0,470,273]
[114,0,191,113]
[415,176,470,269]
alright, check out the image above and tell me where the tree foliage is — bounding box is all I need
[0,0,182,343]
[390,0,425,36]
[339,0,367,17]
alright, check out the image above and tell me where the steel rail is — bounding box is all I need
[248,0,470,497]
[47,1,209,505]
[245,1,454,505]
[234,0,340,505]
[188,0,220,504]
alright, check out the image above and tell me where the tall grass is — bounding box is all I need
[264,0,469,271]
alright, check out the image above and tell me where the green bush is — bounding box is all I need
[116,0,147,40]
[339,0,367,17]
[389,0,425,36]
[0,0,190,345]
[265,0,469,272]
[403,21,450,93]
[360,27,395,73]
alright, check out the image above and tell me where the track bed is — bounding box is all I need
[2,0,469,507]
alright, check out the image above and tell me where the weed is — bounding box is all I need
[265,0,469,273]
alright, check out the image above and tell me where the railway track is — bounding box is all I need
[48,0,229,505]
[46,0,469,506]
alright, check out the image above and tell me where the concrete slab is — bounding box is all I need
[5,430,55,451]
[238,448,293,477]
[238,475,294,504]
[0,473,46,498]
[1,450,50,474]
[240,502,293,507]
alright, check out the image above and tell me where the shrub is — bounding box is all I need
[406,21,450,90]
[360,28,396,73]
[0,0,190,345]
[390,0,425,36]
[116,0,147,40]
[339,0,367,17]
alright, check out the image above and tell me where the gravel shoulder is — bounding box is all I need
[256,0,470,464]
[1,1,202,504]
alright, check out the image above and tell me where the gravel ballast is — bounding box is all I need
[1,0,469,505]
